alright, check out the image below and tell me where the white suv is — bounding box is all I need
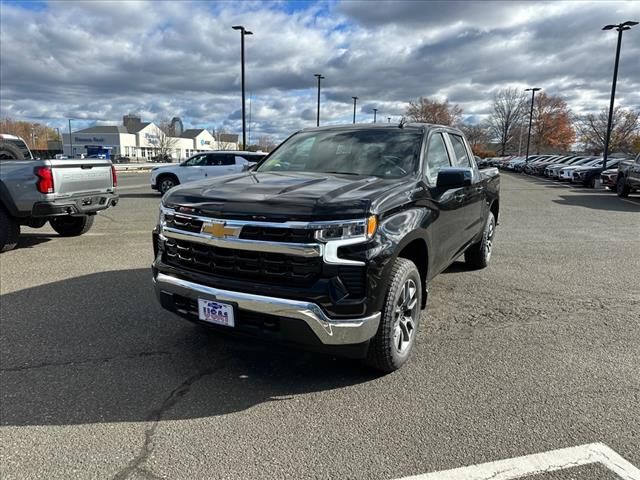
[151,151,266,194]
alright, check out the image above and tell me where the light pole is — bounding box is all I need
[314,74,324,126]
[352,97,358,124]
[601,20,638,171]
[387,117,391,123]
[373,108,378,123]
[232,25,253,149]
[68,119,73,157]
[524,87,541,163]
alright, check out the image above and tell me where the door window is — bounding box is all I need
[206,154,234,166]
[182,154,207,166]
[425,133,451,184]
[448,134,471,168]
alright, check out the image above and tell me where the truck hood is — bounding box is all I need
[163,171,405,220]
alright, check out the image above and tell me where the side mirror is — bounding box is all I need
[436,167,473,189]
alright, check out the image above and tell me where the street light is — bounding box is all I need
[314,74,324,126]
[601,20,638,171]
[232,25,253,149]
[68,119,73,157]
[387,117,391,123]
[352,96,358,124]
[524,87,541,163]
[373,108,378,123]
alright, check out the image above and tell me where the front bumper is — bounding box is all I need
[31,192,119,217]
[153,271,381,346]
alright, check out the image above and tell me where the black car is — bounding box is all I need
[572,159,623,187]
[152,124,500,372]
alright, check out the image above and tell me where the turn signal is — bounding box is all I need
[367,215,378,238]
[35,166,54,194]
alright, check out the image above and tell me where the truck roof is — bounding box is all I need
[299,122,458,134]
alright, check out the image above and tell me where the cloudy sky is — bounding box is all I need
[1,0,638,141]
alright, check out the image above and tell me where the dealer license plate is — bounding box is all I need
[198,299,235,327]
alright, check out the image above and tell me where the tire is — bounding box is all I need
[366,257,422,373]
[0,141,25,161]
[158,175,178,194]
[465,211,496,269]
[49,215,94,237]
[617,176,630,198]
[0,207,20,252]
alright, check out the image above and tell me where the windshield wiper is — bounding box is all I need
[323,171,361,175]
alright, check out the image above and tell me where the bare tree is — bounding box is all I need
[459,123,490,147]
[405,97,463,126]
[575,106,639,154]
[152,121,180,159]
[257,135,277,152]
[487,88,527,156]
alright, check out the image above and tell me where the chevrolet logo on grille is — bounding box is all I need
[201,221,239,238]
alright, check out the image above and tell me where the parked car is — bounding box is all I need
[571,158,624,187]
[151,153,173,163]
[112,155,131,164]
[151,123,500,372]
[558,157,602,181]
[546,156,594,179]
[151,151,267,194]
[600,168,618,190]
[615,153,640,197]
[0,133,118,252]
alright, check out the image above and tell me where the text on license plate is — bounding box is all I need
[198,299,235,327]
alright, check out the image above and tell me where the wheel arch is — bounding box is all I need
[396,236,429,309]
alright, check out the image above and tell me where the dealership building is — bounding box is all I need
[62,115,238,160]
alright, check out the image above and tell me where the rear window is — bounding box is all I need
[0,139,32,160]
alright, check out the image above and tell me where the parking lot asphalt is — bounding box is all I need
[1,172,639,480]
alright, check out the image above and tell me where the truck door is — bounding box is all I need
[423,131,459,273]
[444,132,484,253]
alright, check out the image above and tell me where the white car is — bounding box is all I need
[558,158,602,181]
[151,151,266,194]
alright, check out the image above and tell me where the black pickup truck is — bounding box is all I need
[152,124,500,372]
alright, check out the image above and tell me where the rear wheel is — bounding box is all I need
[617,176,630,198]
[366,257,422,373]
[158,175,178,194]
[50,215,94,237]
[0,207,20,252]
[465,211,496,269]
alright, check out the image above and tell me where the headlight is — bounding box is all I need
[314,216,377,242]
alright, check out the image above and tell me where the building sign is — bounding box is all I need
[74,137,105,142]
[200,139,211,146]
[145,133,160,142]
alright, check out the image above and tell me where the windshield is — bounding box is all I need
[256,128,423,178]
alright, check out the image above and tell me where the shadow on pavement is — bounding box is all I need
[0,269,378,427]
[118,192,162,199]
[553,194,640,212]
[16,232,56,249]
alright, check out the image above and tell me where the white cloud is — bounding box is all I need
[1,0,638,142]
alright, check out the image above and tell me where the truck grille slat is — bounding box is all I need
[164,238,321,286]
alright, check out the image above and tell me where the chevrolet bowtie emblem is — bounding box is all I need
[201,222,238,238]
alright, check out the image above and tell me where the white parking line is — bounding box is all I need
[619,198,640,207]
[393,443,640,480]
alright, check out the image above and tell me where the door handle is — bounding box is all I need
[454,193,465,202]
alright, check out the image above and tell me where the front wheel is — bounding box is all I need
[50,215,95,237]
[158,175,178,194]
[465,211,496,269]
[366,257,422,373]
[617,177,630,198]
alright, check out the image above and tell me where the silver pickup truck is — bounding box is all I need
[0,134,119,252]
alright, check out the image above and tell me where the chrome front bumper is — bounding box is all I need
[154,273,381,345]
